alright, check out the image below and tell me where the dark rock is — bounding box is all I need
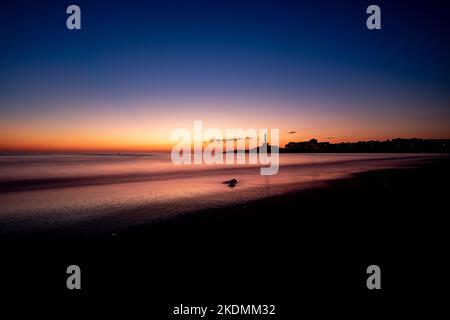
[223,179,238,188]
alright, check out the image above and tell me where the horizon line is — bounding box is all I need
[2,137,450,154]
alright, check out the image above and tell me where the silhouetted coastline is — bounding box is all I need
[282,138,450,153]
[224,138,450,153]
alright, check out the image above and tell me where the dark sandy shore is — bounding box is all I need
[2,156,449,316]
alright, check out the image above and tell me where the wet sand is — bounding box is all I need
[1,156,448,317]
[0,153,443,236]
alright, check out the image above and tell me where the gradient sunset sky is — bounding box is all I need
[1,0,449,152]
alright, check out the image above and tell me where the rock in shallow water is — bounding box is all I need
[222,178,238,188]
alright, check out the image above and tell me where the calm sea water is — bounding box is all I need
[0,153,440,235]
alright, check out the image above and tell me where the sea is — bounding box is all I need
[0,153,441,235]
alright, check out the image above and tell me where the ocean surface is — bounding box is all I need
[0,153,442,235]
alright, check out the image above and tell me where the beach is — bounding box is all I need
[0,153,445,237]
[1,154,448,316]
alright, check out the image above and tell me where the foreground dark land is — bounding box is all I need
[2,157,449,317]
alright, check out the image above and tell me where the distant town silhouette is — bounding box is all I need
[282,138,450,153]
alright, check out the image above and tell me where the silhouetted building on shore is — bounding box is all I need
[283,138,450,153]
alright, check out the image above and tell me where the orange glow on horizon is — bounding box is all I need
[1,99,449,152]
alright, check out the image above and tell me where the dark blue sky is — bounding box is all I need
[1,0,449,150]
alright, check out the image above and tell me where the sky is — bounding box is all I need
[1,0,449,151]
